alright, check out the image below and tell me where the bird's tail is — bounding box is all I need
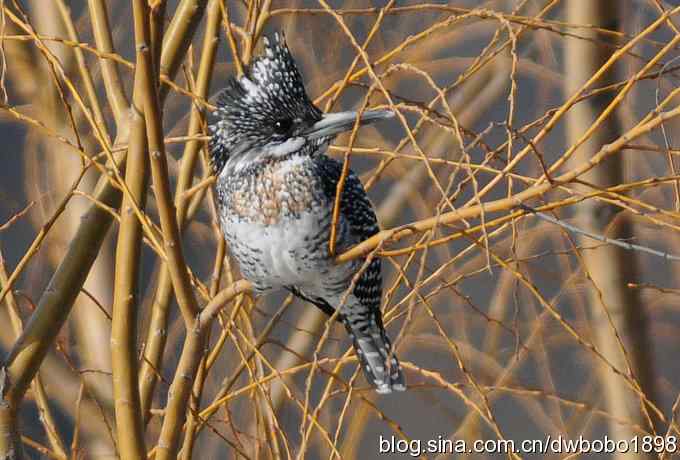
[342,318,406,394]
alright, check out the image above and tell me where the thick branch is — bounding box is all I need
[109,0,153,452]
[138,0,221,424]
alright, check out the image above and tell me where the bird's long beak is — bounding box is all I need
[303,109,394,140]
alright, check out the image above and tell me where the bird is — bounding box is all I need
[209,32,405,394]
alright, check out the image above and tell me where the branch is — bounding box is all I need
[109,0,155,456]
[155,280,251,460]
[158,0,208,101]
[336,105,680,263]
[138,0,222,425]
[87,0,130,130]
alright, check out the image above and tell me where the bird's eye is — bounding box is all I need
[273,119,293,135]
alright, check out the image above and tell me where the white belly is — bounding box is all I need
[223,209,334,292]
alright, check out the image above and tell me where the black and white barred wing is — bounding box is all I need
[319,157,406,393]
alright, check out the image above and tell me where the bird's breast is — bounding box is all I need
[219,156,324,226]
[216,156,338,289]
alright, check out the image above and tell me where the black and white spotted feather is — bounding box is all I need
[209,32,405,393]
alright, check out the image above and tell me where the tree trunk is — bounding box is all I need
[565,1,660,455]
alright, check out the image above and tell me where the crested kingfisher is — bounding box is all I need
[209,33,405,394]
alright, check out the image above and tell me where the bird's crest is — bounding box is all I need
[209,32,322,175]
[220,33,308,108]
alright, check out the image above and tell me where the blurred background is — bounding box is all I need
[2,0,680,458]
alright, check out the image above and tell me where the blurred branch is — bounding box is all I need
[56,0,108,145]
[3,161,121,406]
[1,247,67,459]
[0,368,23,460]
[519,204,680,261]
[466,4,680,207]
[88,0,130,131]
[564,1,660,454]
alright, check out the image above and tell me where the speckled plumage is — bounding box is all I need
[209,33,405,393]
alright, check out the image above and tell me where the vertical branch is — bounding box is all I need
[55,0,108,145]
[0,369,23,460]
[138,0,221,424]
[3,0,210,417]
[133,0,212,454]
[138,8,199,327]
[155,281,251,460]
[149,1,167,82]
[155,328,206,460]
[88,0,130,131]
[109,0,154,452]
[158,0,208,102]
[54,0,118,423]
[1,248,67,459]
[178,350,209,460]
[0,1,212,456]
[565,0,660,453]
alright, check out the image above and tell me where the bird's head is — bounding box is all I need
[209,32,393,176]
